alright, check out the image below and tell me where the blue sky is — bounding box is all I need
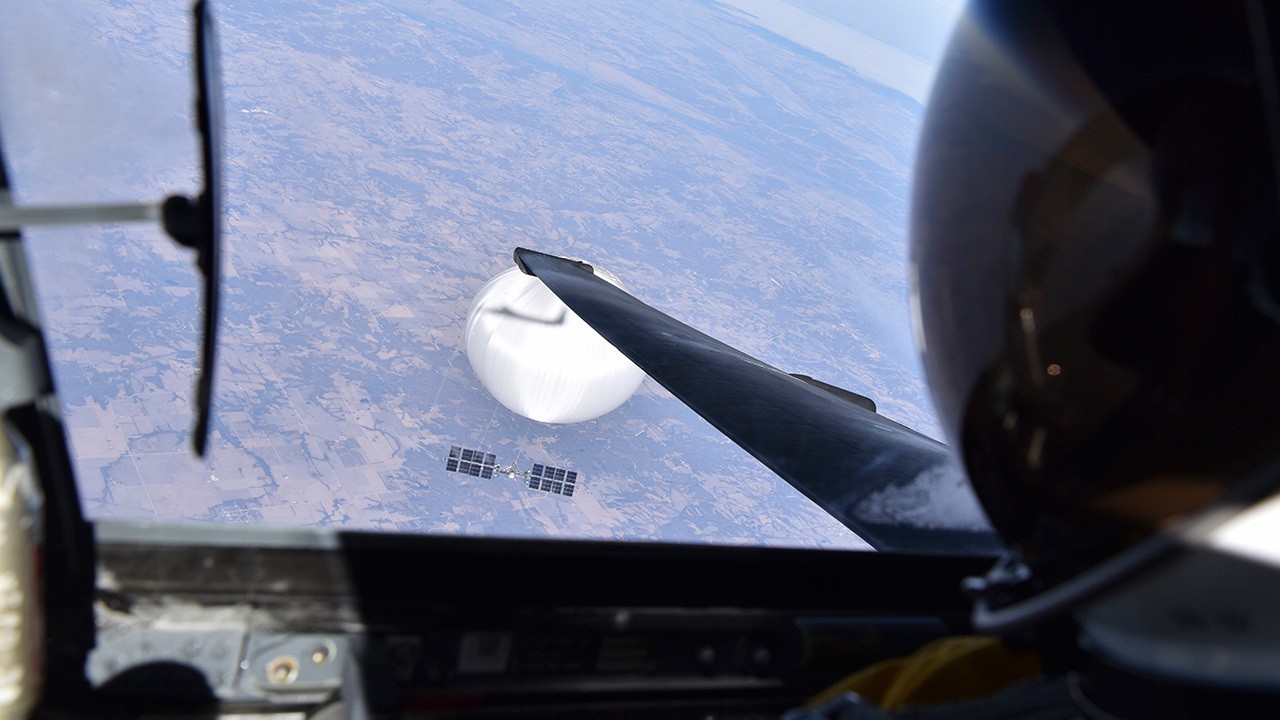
[718,0,965,103]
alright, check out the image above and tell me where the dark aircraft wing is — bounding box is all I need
[514,248,1003,556]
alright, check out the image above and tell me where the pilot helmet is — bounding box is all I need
[911,0,1280,705]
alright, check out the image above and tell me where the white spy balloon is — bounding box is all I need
[464,265,646,423]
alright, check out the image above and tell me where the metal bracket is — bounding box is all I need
[0,320,46,411]
[0,201,160,234]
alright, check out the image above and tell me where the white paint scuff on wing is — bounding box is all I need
[852,462,992,531]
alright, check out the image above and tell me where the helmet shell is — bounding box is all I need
[911,0,1280,578]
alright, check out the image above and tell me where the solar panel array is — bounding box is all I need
[444,445,579,497]
[528,463,578,497]
[446,445,497,479]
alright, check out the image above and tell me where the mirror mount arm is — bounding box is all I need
[0,200,160,233]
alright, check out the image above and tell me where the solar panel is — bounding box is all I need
[528,462,579,497]
[446,445,497,479]
[447,446,578,497]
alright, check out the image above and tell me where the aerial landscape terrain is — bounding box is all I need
[2,0,964,548]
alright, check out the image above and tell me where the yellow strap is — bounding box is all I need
[808,636,1042,711]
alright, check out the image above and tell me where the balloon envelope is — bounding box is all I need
[464,266,646,423]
